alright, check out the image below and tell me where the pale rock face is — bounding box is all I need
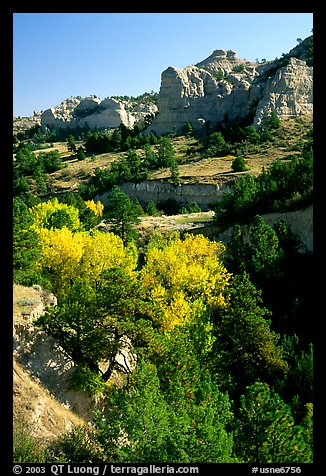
[130,102,158,125]
[196,49,248,74]
[77,98,136,129]
[74,97,101,111]
[41,96,136,130]
[147,49,313,134]
[146,60,258,134]
[39,42,312,134]
[253,57,313,126]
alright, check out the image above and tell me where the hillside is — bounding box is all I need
[16,114,312,204]
[12,35,313,465]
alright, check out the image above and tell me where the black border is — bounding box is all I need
[2,2,322,473]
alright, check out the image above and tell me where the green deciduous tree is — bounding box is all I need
[231,156,248,172]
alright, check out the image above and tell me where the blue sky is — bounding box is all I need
[13,12,313,117]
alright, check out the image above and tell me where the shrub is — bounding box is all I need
[13,419,46,463]
[231,156,248,172]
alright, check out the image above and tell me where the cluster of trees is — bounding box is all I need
[13,124,95,151]
[83,122,157,155]
[13,188,313,463]
[13,146,63,198]
[13,125,57,151]
[200,110,281,158]
[79,136,180,199]
[213,135,313,226]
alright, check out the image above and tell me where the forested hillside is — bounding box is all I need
[13,108,313,464]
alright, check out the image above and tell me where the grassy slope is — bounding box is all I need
[27,114,312,195]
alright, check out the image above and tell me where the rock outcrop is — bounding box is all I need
[40,94,159,131]
[147,39,313,134]
[253,57,313,126]
[41,96,136,130]
[146,62,258,134]
[38,36,312,134]
[96,179,228,211]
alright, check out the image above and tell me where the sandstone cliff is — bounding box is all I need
[147,38,313,134]
[253,57,313,126]
[40,95,158,131]
[96,179,227,211]
[41,96,136,130]
[36,36,312,134]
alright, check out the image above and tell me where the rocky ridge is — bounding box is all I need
[40,96,158,131]
[147,38,313,133]
[16,36,312,135]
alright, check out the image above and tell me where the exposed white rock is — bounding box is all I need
[253,57,313,126]
[41,96,136,130]
[96,179,227,210]
[37,38,312,135]
[147,46,313,134]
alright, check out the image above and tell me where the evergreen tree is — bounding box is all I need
[14,147,38,177]
[76,146,86,161]
[13,197,41,283]
[234,382,312,463]
[248,215,284,279]
[157,137,175,168]
[205,131,229,157]
[66,135,77,153]
[170,158,180,185]
[106,186,140,243]
[214,273,288,395]
[93,359,235,463]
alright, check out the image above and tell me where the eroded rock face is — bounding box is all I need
[96,179,227,210]
[253,57,313,126]
[41,96,136,130]
[39,38,312,134]
[147,46,313,134]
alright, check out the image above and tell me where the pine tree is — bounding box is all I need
[66,135,77,153]
[214,273,288,394]
[13,197,41,283]
[170,158,180,185]
[234,382,312,463]
[106,186,140,243]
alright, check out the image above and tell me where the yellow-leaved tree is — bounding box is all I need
[84,199,104,217]
[35,227,87,297]
[141,233,231,331]
[30,198,82,232]
[79,230,138,285]
[35,227,138,298]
